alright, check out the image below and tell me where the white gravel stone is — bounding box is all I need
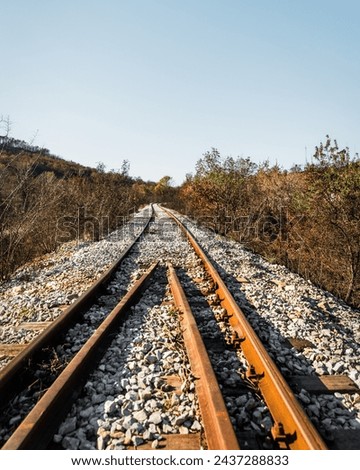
[152,439,159,448]
[149,411,162,425]
[104,400,117,415]
[133,410,148,423]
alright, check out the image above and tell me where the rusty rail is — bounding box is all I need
[168,263,239,450]
[2,262,158,450]
[163,207,327,450]
[0,206,153,401]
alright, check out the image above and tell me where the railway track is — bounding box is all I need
[0,205,359,450]
[0,207,154,444]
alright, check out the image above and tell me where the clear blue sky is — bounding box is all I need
[1,0,359,184]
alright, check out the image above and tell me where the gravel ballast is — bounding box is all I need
[1,204,359,449]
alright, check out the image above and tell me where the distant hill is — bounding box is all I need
[0,134,50,155]
[0,135,94,178]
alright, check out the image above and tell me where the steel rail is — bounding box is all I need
[167,263,239,450]
[162,207,327,450]
[0,206,153,401]
[2,261,158,450]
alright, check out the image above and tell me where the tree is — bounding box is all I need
[306,137,360,303]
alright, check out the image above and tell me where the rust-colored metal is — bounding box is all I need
[2,261,158,450]
[0,206,153,399]
[168,263,239,450]
[163,207,327,450]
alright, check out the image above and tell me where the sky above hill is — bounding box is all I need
[1,0,359,184]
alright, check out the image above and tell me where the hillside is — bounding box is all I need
[0,137,153,280]
[0,134,94,178]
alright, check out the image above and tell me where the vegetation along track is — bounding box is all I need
[0,205,359,450]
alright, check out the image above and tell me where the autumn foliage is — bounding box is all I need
[170,140,360,308]
[0,132,150,279]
